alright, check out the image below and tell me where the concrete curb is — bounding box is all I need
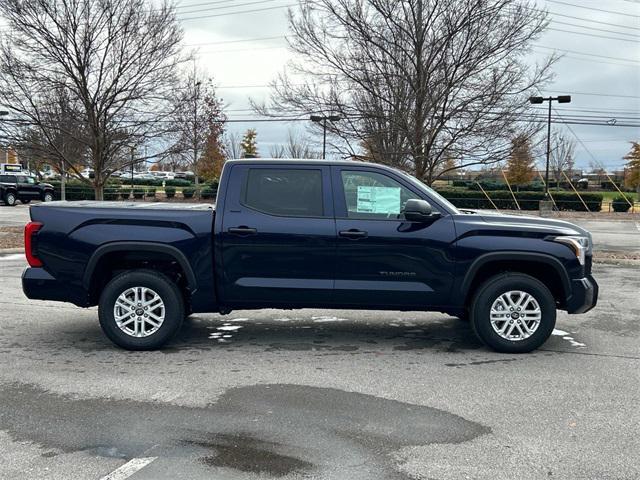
[0,248,23,254]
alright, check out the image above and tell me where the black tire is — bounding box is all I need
[4,191,16,206]
[470,273,556,353]
[43,191,54,202]
[21,199,31,204]
[98,269,184,350]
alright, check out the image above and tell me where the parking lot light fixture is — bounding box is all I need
[529,94,572,197]
[310,114,342,159]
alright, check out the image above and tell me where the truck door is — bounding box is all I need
[16,175,39,199]
[219,164,336,307]
[331,166,457,308]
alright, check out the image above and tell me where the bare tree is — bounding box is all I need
[224,131,243,160]
[269,144,287,158]
[549,130,575,183]
[169,64,226,189]
[256,0,555,184]
[270,129,322,158]
[0,0,185,199]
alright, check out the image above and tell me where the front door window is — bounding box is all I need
[340,171,420,220]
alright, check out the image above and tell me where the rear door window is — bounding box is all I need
[242,168,324,217]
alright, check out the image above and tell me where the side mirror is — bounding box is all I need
[404,199,438,222]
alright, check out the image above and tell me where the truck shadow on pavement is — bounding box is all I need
[170,314,486,354]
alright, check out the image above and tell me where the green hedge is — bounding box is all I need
[437,189,603,212]
[611,196,631,212]
[200,188,215,199]
[453,180,545,191]
[165,186,176,198]
[182,187,195,199]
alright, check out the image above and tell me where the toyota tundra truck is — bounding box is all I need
[21,159,598,352]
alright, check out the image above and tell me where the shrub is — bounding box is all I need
[120,190,131,200]
[611,196,631,213]
[200,188,215,199]
[48,181,95,200]
[132,188,145,199]
[165,179,192,187]
[436,189,603,212]
[145,188,156,198]
[103,188,119,201]
[182,187,195,199]
[165,186,176,198]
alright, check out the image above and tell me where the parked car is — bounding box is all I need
[22,159,597,351]
[0,174,54,206]
[150,171,177,180]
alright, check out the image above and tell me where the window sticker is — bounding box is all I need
[356,186,401,213]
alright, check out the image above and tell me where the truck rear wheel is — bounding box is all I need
[3,192,16,206]
[98,270,184,350]
[470,273,556,353]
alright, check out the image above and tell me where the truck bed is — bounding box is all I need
[33,200,214,211]
[26,200,217,311]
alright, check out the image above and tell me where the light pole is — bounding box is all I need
[0,111,8,163]
[310,114,341,159]
[529,95,571,197]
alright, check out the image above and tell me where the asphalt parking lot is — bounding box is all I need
[1,204,639,479]
[0,252,639,479]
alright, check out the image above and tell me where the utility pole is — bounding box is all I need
[310,115,341,159]
[529,95,571,197]
[130,146,135,193]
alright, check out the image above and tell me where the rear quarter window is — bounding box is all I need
[242,168,324,217]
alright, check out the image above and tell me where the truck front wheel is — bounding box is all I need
[3,192,16,206]
[470,273,556,353]
[98,270,184,350]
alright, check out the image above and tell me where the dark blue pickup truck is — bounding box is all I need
[22,159,597,352]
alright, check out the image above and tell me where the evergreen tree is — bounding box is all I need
[624,141,640,194]
[506,135,535,190]
[241,129,258,158]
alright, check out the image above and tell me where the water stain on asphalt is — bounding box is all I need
[189,434,312,477]
[0,382,490,479]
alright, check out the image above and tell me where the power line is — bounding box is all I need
[534,45,639,64]
[551,20,640,38]
[184,35,285,47]
[178,0,285,16]
[549,11,640,32]
[547,27,640,42]
[545,0,640,18]
[178,3,294,21]
[175,0,249,10]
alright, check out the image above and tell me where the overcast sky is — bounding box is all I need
[177,0,640,171]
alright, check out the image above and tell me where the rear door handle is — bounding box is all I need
[228,226,257,236]
[339,229,368,239]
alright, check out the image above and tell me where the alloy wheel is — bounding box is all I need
[489,290,542,341]
[113,286,165,337]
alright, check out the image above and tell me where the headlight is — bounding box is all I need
[553,236,590,265]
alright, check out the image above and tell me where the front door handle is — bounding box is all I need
[228,226,257,236]
[339,229,368,239]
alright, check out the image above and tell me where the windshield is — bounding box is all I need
[397,170,460,214]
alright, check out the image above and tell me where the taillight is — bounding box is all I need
[24,221,43,267]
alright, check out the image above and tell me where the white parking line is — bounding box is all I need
[99,457,158,480]
[636,222,640,232]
